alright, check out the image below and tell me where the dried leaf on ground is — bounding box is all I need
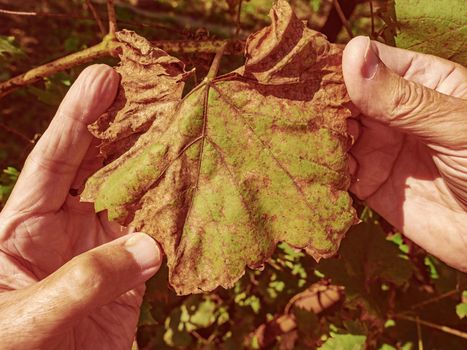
[82,0,356,295]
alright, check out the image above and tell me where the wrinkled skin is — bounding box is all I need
[0,65,161,350]
[344,37,467,272]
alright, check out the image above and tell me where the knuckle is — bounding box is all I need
[389,78,425,121]
[68,253,107,295]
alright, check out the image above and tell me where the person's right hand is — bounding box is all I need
[342,36,467,272]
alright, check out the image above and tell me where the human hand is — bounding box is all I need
[0,65,162,350]
[343,36,467,272]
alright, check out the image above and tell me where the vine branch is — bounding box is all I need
[416,317,424,350]
[106,0,117,36]
[0,39,243,98]
[332,0,354,39]
[369,0,375,38]
[394,314,467,340]
[411,290,458,311]
[0,122,34,144]
[0,38,117,99]
[234,0,243,37]
[85,0,106,37]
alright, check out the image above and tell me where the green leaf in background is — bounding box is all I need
[319,333,366,350]
[0,167,19,206]
[318,219,413,296]
[309,0,321,12]
[28,72,73,106]
[138,299,157,326]
[0,35,24,80]
[185,297,218,329]
[456,291,467,319]
[0,35,23,60]
[395,0,467,65]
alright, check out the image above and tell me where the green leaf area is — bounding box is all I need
[395,0,467,65]
[319,333,366,350]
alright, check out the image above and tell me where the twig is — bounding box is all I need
[394,315,467,340]
[0,122,34,144]
[416,317,424,350]
[332,0,353,38]
[0,8,70,18]
[106,0,117,36]
[369,0,375,38]
[0,39,243,98]
[410,290,458,311]
[85,0,106,37]
[234,0,243,37]
[0,38,117,98]
[0,8,184,34]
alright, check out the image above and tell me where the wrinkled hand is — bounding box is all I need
[0,65,161,350]
[343,36,467,271]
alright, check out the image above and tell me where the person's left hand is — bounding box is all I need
[0,65,161,350]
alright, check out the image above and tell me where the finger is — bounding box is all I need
[5,65,119,213]
[70,138,103,192]
[342,36,467,150]
[369,40,467,97]
[18,233,161,332]
[346,118,360,143]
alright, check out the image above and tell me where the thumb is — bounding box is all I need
[342,36,467,150]
[25,232,161,328]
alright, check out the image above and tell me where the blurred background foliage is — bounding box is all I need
[0,1,466,349]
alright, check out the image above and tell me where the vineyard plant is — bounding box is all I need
[0,0,466,349]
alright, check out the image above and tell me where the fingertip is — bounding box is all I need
[124,233,162,280]
[343,36,393,120]
[342,36,370,79]
[343,37,371,112]
[60,64,120,124]
[80,64,120,118]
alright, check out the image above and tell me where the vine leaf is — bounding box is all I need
[82,0,356,295]
[318,333,366,350]
[395,0,467,65]
[88,29,191,163]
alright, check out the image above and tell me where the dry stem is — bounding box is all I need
[234,0,243,37]
[369,0,375,38]
[395,314,467,340]
[106,0,117,36]
[333,0,353,38]
[0,122,34,144]
[0,38,117,99]
[85,0,106,36]
[0,39,243,98]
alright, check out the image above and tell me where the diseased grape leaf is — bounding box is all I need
[395,0,467,66]
[82,0,356,295]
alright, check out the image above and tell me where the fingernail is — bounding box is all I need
[361,37,380,80]
[124,233,161,276]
